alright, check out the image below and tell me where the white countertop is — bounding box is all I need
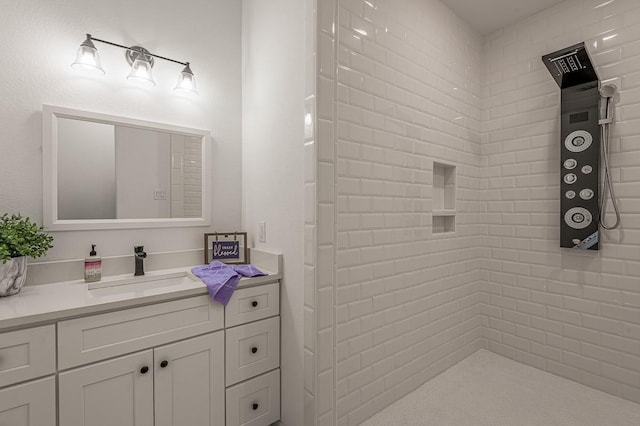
[0,267,281,332]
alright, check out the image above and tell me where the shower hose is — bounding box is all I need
[599,94,621,230]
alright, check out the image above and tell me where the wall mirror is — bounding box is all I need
[43,105,211,230]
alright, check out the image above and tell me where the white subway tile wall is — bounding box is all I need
[307,0,339,425]
[183,137,203,217]
[304,0,320,424]
[306,0,640,425]
[328,0,485,424]
[169,135,202,218]
[481,0,640,406]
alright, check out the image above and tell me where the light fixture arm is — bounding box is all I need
[86,34,189,67]
[73,33,198,95]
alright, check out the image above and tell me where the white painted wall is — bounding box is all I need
[241,0,306,425]
[0,0,241,268]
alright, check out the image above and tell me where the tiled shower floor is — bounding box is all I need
[361,349,640,426]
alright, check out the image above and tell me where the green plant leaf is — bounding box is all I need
[0,213,54,263]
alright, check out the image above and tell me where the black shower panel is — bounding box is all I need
[542,43,600,250]
[559,84,600,249]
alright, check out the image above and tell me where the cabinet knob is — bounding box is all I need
[252,403,259,411]
[251,346,258,354]
[140,366,149,374]
[160,360,169,368]
[251,300,258,307]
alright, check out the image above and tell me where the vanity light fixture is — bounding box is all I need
[71,35,104,74]
[71,34,198,95]
[126,46,156,87]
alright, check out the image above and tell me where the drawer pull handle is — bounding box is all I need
[160,360,169,368]
[251,346,258,354]
[140,366,149,374]
[251,301,258,307]
[252,403,259,411]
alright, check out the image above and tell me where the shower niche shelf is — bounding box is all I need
[432,162,456,234]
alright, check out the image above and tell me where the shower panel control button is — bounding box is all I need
[581,165,593,174]
[564,173,577,184]
[564,159,577,170]
[565,130,593,153]
[565,190,576,199]
[580,189,594,200]
[564,207,592,229]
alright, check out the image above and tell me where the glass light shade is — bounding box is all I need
[71,39,104,74]
[127,58,155,87]
[174,64,198,95]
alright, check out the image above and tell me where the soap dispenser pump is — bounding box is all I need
[84,244,102,283]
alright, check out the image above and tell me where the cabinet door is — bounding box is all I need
[0,377,56,426]
[154,331,225,426]
[59,350,154,426]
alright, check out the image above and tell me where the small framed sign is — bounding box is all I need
[204,232,249,264]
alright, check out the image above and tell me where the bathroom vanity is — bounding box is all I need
[0,249,282,426]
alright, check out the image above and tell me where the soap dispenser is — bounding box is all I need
[84,244,102,283]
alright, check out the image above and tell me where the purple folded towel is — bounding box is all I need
[191,261,266,305]
[231,263,266,278]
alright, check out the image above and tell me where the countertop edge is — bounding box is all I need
[0,272,282,332]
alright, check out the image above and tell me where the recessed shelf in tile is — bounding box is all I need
[432,209,456,217]
[433,215,455,234]
[432,162,456,234]
[433,162,456,211]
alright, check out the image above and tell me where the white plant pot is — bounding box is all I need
[0,256,28,297]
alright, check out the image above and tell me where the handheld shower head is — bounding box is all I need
[599,83,617,123]
[599,84,617,98]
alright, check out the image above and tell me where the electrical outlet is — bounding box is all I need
[259,221,266,243]
[154,189,166,200]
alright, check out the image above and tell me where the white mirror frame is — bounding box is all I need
[43,105,211,231]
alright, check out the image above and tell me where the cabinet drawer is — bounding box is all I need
[0,325,55,387]
[226,369,280,426]
[58,295,223,369]
[226,283,279,327]
[0,376,56,426]
[225,317,280,386]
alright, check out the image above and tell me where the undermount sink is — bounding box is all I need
[88,270,198,291]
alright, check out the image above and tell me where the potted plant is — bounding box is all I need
[0,213,54,296]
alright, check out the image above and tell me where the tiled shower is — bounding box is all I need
[304,0,640,425]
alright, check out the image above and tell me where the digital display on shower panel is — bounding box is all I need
[570,111,589,123]
[560,83,600,250]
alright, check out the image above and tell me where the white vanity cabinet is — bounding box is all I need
[59,350,155,426]
[59,332,225,426]
[0,377,56,426]
[224,283,281,426]
[58,295,226,426]
[0,325,56,426]
[154,333,226,426]
[0,253,281,426]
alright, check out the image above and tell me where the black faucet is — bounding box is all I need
[134,246,147,276]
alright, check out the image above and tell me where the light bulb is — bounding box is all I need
[71,35,105,74]
[127,57,155,87]
[174,63,198,95]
